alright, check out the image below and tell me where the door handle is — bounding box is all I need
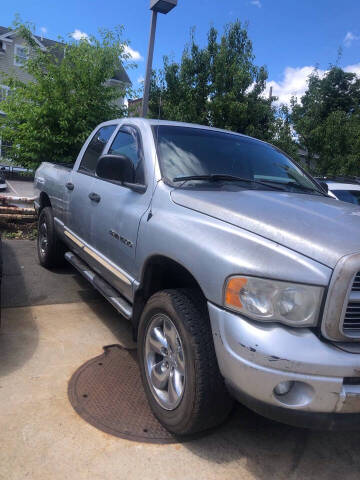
[88,192,101,203]
[65,182,74,191]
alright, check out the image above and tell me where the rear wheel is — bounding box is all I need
[138,289,233,436]
[37,207,65,268]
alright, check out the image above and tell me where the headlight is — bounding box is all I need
[224,276,324,327]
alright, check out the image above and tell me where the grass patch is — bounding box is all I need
[0,219,37,240]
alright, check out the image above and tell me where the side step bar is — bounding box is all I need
[65,251,133,320]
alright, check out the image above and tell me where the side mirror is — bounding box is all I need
[318,181,329,194]
[96,154,135,184]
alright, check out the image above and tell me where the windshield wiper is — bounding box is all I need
[288,183,327,195]
[173,174,286,191]
[258,179,327,196]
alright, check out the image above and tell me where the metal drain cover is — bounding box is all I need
[68,345,178,443]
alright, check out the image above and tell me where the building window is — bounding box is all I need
[14,44,29,66]
[0,85,10,102]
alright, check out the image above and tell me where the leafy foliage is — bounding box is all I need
[149,21,297,156]
[0,21,133,169]
[292,67,360,175]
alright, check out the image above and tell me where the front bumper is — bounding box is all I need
[208,302,360,429]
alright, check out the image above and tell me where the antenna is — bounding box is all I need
[158,94,162,119]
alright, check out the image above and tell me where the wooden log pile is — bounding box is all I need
[0,196,36,222]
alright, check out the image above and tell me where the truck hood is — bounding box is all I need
[171,189,360,268]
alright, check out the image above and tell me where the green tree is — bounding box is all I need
[270,104,299,160]
[0,22,133,170]
[292,67,360,175]
[149,21,297,155]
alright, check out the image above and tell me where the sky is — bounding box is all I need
[2,0,360,104]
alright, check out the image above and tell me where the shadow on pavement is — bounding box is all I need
[0,241,39,377]
[1,239,103,308]
[0,239,102,376]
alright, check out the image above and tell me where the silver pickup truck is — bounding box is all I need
[35,118,360,434]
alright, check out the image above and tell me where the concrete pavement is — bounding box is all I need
[1,239,360,480]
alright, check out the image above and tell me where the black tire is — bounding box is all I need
[37,207,66,268]
[138,288,233,436]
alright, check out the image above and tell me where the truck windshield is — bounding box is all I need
[154,125,322,194]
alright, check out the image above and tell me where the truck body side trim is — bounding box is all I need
[63,227,132,287]
[83,246,131,286]
[64,230,84,248]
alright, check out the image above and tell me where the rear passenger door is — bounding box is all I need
[66,124,116,246]
[90,125,151,300]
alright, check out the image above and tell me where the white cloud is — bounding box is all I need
[344,31,360,47]
[344,63,360,76]
[71,29,89,41]
[40,27,47,35]
[124,45,143,61]
[267,66,325,105]
[137,76,144,84]
[267,63,360,106]
[251,0,262,7]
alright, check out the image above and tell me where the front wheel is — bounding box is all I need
[138,289,233,436]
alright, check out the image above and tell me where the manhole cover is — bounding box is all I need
[68,344,178,443]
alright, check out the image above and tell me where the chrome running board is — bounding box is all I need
[65,251,132,320]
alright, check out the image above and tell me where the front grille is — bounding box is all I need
[343,272,360,334]
[343,303,360,332]
[352,272,360,291]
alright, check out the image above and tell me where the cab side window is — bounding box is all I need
[79,125,116,174]
[108,128,145,184]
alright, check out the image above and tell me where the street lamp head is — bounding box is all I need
[150,0,177,14]
[143,0,177,118]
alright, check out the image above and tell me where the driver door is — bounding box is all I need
[90,125,150,300]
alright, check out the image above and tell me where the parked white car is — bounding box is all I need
[319,178,360,205]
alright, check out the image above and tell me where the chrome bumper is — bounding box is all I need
[208,303,360,419]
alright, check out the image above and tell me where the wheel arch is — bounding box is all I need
[132,255,206,338]
[39,191,52,211]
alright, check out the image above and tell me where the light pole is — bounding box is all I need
[141,0,178,118]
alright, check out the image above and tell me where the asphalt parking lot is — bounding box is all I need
[1,239,360,480]
[0,176,36,213]
[2,177,36,198]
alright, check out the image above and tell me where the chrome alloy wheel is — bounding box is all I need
[144,313,186,410]
[39,221,48,256]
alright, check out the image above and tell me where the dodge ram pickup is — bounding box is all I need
[35,118,360,434]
